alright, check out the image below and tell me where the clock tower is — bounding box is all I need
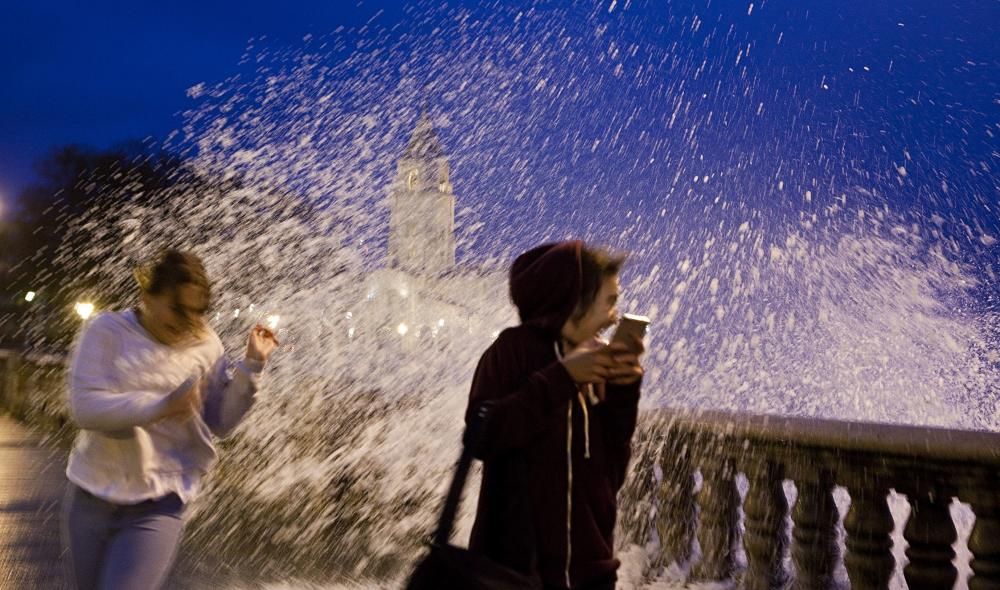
[388,111,456,275]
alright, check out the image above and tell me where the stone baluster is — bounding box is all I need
[744,457,789,590]
[967,479,1000,590]
[844,483,894,590]
[656,435,696,566]
[693,456,740,580]
[791,467,839,590]
[903,489,958,589]
[618,427,659,548]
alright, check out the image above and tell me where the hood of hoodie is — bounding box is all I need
[509,240,583,336]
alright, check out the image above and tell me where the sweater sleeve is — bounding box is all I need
[201,355,264,439]
[466,335,578,460]
[68,315,192,431]
[597,379,642,492]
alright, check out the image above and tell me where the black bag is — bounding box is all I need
[404,404,542,590]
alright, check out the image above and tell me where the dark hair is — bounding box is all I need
[571,244,626,321]
[137,249,211,303]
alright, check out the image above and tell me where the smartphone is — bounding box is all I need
[610,314,650,353]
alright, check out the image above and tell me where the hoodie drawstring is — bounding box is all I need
[555,341,593,587]
[577,389,591,459]
[554,342,592,460]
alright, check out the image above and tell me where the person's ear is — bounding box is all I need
[133,265,152,291]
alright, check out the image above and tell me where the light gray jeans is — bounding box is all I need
[61,483,186,590]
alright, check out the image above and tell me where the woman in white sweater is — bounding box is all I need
[61,249,278,590]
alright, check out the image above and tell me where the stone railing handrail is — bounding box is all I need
[649,407,1000,467]
[634,406,1000,590]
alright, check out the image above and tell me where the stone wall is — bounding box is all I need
[0,349,72,442]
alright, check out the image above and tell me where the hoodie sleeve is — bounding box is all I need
[201,354,264,439]
[597,379,642,492]
[466,334,578,460]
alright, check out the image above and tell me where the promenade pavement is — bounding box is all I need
[0,415,232,590]
[0,414,67,589]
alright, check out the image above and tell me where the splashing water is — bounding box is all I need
[43,1,998,587]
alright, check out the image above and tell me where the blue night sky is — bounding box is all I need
[2,0,997,238]
[0,1,405,201]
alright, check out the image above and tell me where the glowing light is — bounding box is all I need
[399,287,409,298]
[437,319,445,327]
[24,291,36,302]
[397,323,409,336]
[74,302,95,320]
[266,315,280,330]
[348,327,355,339]
[233,309,241,318]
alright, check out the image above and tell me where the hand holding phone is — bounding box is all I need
[561,339,614,385]
[607,314,648,386]
[610,314,649,354]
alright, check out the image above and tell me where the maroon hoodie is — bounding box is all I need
[466,241,641,589]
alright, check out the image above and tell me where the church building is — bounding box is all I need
[352,112,511,350]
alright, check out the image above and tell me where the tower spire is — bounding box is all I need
[403,109,444,160]
[388,110,456,275]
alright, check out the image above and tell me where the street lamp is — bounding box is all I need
[74,302,95,320]
[24,291,36,302]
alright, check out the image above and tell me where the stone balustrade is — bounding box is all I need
[638,408,1000,589]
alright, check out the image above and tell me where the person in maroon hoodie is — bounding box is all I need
[466,240,644,590]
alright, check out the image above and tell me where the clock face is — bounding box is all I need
[406,169,418,190]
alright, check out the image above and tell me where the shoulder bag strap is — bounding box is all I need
[433,402,490,545]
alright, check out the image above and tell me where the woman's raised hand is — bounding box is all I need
[246,324,279,363]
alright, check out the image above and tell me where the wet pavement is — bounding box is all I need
[0,414,235,590]
[0,414,67,590]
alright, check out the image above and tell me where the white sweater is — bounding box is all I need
[66,309,263,504]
